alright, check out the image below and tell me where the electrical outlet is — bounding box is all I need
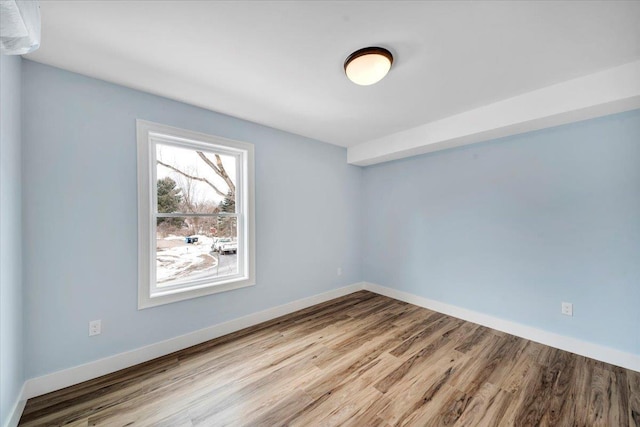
[89,320,102,336]
[337,267,342,276]
[561,302,573,317]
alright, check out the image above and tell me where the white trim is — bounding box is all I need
[362,282,640,373]
[136,120,256,309]
[348,60,640,166]
[3,383,26,427]
[21,283,364,400]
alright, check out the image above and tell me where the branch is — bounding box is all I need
[196,152,236,195]
[157,159,228,199]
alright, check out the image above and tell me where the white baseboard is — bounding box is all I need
[21,283,364,401]
[3,383,26,427]
[363,282,640,373]
[17,280,639,416]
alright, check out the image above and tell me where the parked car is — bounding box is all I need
[185,236,199,244]
[212,237,229,252]
[212,237,237,254]
[218,240,238,255]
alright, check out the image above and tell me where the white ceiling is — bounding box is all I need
[27,1,640,148]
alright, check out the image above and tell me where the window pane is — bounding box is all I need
[156,143,236,214]
[156,215,239,286]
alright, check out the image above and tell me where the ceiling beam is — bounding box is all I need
[348,61,640,166]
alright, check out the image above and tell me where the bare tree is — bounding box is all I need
[175,171,198,212]
[158,151,235,237]
[157,152,235,200]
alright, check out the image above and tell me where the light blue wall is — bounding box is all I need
[0,55,24,426]
[21,60,363,378]
[363,109,640,355]
[17,58,640,385]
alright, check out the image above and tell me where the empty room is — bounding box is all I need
[1,1,639,426]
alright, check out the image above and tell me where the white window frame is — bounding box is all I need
[137,120,255,309]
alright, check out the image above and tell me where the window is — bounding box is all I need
[137,120,255,308]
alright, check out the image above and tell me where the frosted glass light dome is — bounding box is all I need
[344,47,393,86]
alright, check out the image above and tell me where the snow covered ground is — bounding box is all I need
[156,235,238,285]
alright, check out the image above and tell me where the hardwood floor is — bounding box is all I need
[19,291,640,426]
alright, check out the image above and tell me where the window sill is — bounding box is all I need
[138,278,256,309]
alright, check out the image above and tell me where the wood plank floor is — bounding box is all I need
[20,291,640,426]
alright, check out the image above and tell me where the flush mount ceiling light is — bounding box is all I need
[344,46,393,86]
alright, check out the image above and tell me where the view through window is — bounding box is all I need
[155,143,239,286]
